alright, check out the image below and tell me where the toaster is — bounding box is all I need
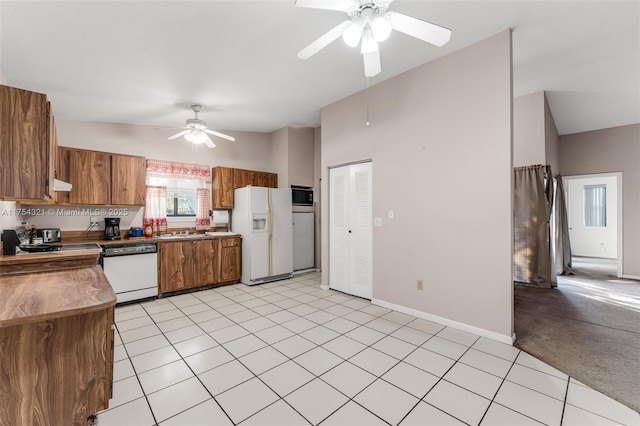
[37,228,62,243]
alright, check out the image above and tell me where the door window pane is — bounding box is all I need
[584,185,606,227]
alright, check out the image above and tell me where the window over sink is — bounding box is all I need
[166,189,196,217]
[145,160,212,230]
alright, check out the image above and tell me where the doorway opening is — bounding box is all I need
[563,172,623,278]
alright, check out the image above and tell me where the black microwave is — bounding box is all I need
[291,185,314,206]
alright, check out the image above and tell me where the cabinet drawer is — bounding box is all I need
[220,237,240,247]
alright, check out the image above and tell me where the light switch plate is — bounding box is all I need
[374,218,382,227]
[388,210,394,219]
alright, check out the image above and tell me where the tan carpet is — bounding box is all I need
[514,258,640,412]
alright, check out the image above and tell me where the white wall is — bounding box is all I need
[288,127,315,188]
[544,94,560,173]
[321,30,514,341]
[566,175,618,259]
[270,127,288,188]
[56,120,272,169]
[514,92,545,167]
[269,126,315,189]
[314,127,321,269]
[560,124,640,277]
[513,91,560,172]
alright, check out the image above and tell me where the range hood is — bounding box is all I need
[54,179,72,192]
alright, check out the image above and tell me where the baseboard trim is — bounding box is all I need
[371,298,516,346]
[622,274,640,280]
[292,268,316,276]
[320,284,330,291]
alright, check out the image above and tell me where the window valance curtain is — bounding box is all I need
[146,159,211,181]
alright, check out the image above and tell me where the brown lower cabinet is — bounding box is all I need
[218,236,241,283]
[0,261,115,426]
[158,236,241,294]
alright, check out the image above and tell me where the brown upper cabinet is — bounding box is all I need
[111,154,146,205]
[212,166,235,209]
[57,147,146,206]
[58,148,111,205]
[212,166,277,209]
[0,85,57,201]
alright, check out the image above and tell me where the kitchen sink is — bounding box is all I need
[156,233,208,239]
[155,232,237,239]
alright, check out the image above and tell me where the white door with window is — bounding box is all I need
[566,175,618,259]
[329,162,372,299]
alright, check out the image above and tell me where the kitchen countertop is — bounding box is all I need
[0,248,102,275]
[0,265,116,327]
[61,232,240,245]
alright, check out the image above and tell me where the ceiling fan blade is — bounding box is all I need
[204,128,235,142]
[157,127,188,131]
[363,51,381,77]
[168,129,191,140]
[298,19,352,59]
[388,12,451,47]
[294,0,354,12]
[203,134,216,148]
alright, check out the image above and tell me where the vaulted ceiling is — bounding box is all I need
[1,1,638,136]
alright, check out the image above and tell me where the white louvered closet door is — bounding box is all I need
[329,162,372,299]
[329,166,349,294]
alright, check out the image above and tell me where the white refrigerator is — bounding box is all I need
[232,186,293,285]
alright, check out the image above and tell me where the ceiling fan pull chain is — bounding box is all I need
[366,76,370,127]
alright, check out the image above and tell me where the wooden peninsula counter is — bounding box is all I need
[0,251,116,426]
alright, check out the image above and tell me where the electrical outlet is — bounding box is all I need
[417,279,424,290]
[90,217,99,227]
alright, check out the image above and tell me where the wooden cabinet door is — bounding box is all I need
[111,154,146,205]
[0,85,50,200]
[63,148,111,204]
[267,173,278,188]
[252,172,271,187]
[218,237,241,283]
[193,239,217,287]
[212,166,235,209]
[106,307,115,399]
[233,169,253,189]
[158,242,193,294]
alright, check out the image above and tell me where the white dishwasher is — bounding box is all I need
[102,243,158,304]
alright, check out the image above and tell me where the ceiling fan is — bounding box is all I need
[295,0,452,77]
[166,105,235,148]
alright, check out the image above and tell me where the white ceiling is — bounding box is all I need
[1,1,638,136]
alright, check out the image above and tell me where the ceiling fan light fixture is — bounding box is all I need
[371,15,392,42]
[343,20,364,47]
[360,28,378,54]
[194,131,208,144]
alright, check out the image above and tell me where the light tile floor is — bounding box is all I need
[98,272,639,426]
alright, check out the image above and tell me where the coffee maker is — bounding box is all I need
[103,218,121,240]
